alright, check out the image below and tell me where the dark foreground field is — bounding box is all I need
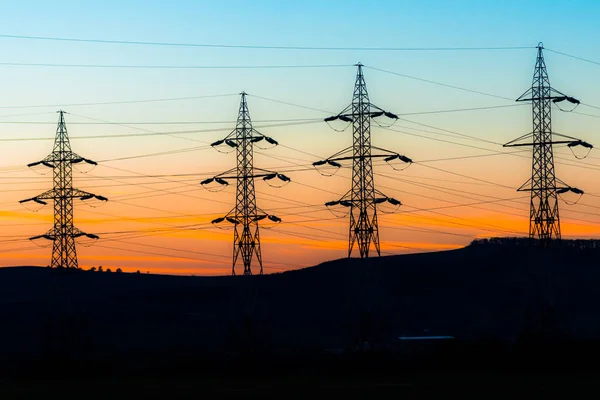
[3,344,600,395]
[2,237,600,394]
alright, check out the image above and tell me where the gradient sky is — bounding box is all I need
[0,1,598,275]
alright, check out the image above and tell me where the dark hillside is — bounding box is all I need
[2,238,600,390]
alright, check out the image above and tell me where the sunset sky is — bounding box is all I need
[0,1,598,275]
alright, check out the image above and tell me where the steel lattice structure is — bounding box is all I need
[20,110,107,268]
[504,43,590,245]
[315,63,411,258]
[202,92,288,275]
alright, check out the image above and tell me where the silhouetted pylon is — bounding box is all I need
[20,110,107,268]
[504,43,591,245]
[314,63,412,258]
[202,93,289,275]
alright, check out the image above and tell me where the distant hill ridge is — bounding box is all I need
[468,236,600,250]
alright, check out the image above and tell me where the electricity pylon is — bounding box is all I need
[504,43,591,245]
[314,63,411,258]
[20,110,107,268]
[202,92,289,275]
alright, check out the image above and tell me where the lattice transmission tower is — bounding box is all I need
[314,63,412,258]
[504,43,591,244]
[20,110,107,268]
[202,92,289,275]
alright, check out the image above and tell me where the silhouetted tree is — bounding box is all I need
[89,267,96,272]
[106,268,112,273]
[136,270,141,274]
[98,266,103,272]
[116,268,122,273]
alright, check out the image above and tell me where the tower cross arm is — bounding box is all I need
[215,172,276,179]
[209,168,291,182]
[71,226,100,239]
[37,150,97,166]
[19,189,55,205]
[325,108,399,123]
[71,188,108,202]
[211,129,276,148]
[504,140,579,147]
[30,226,100,241]
[20,188,108,203]
[516,177,584,195]
[325,188,401,208]
[319,146,412,164]
[516,87,578,103]
[504,131,592,148]
[29,227,57,241]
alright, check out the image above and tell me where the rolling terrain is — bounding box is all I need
[2,237,600,393]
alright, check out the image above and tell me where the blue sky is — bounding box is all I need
[0,1,598,273]
[0,0,596,170]
[0,1,596,109]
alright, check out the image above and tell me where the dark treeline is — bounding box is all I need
[470,236,600,249]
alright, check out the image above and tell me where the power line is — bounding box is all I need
[23,155,555,237]
[115,239,299,268]
[0,61,352,69]
[412,162,515,190]
[398,103,527,116]
[104,165,600,230]
[379,219,475,239]
[246,95,596,172]
[0,177,200,192]
[393,116,507,145]
[55,118,580,225]
[253,111,540,234]
[0,117,322,125]
[364,65,514,101]
[568,109,600,120]
[247,99,577,173]
[377,168,600,226]
[0,119,322,141]
[365,64,600,121]
[91,163,320,220]
[399,204,522,236]
[87,165,231,209]
[0,103,533,121]
[581,103,600,111]
[546,48,600,67]
[247,93,334,114]
[0,34,534,51]
[98,145,211,162]
[0,111,55,118]
[0,93,237,110]
[378,121,600,173]
[92,243,231,266]
[70,111,211,146]
[372,172,532,233]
